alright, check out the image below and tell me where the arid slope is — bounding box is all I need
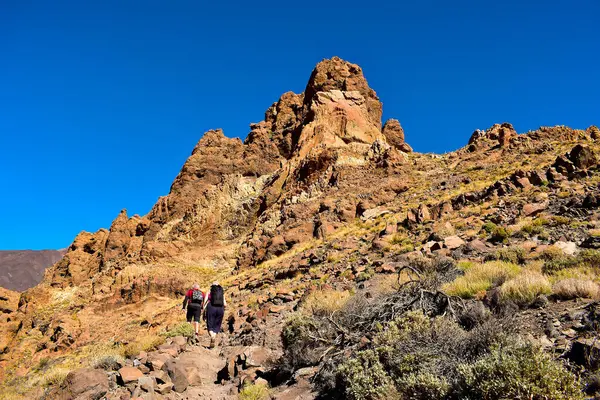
[1,57,599,399]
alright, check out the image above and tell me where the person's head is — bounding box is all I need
[193,283,200,290]
[212,281,219,287]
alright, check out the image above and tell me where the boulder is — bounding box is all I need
[566,338,600,369]
[158,343,180,358]
[581,236,600,249]
[587,125,600,140]
[467,239,489,253]
[138,376,156,392]
[149,370,171,384]
[170,336,187,347]
[522,202,547,216]
[553,241,578,256]
[382,119,411,152]
[242,346,271,368]
[568,144,597,169]
[118,366,144,384]
[162,359,189,393]
[444,235,465,250]
[147,352,172,371]
[156,383,173,395]
[53,368,109,400]
[375,263,397,274]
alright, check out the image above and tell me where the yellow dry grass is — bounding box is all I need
[442,261,521,299]
[499,270,552,305]
[300,289,352,317]
[553,278,600,300]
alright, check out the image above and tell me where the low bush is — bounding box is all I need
[543,249,600,274]
[491,246,526,264]
[499,270,552,306]
[397,372,449,400]
[92,354,124,371]
[553,279,600,300]
[356,269,375,282]
[490,226,510,243]
[543,255,578,274]
[281,280,586,400]
[40,368,70,387]
[481,221,497,234]
[552,216,571,225]
[535,245,565,262]
[337,350,397,400]
[331,311,515,399]
[239,382,270,400]
[163,322,195,339]
[455,343,584,400]
[121,335,164,358]
[281,315,322,369]
[521,217,550,237]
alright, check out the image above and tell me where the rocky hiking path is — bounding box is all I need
[51,332,315,400]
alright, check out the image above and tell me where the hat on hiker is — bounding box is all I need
[211,281,219,287]
[193,283,200,290]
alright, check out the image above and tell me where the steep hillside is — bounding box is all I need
[1,57,600,400]
[0,250,66,291]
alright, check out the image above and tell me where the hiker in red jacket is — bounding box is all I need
[182,283,204,337]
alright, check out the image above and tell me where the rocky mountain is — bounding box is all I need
[1,57,600,400]
[0,250,66,291]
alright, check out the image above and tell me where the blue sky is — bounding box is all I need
[0,0,598,250]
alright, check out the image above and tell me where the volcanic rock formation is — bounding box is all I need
[45,56,412,289]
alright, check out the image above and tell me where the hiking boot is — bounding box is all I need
[209,337,215,348]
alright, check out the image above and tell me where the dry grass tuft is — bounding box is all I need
[300,289,352,317]
[121,334,164,358]
[553,279,600,300]
[499,270,552,305]
[442,261,521,299]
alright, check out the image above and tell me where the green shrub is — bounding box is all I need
[490,226,510,243]
[92,354,124,371]
[493,246,526,264]
[239,382,270,400]
[397,244,415,254]
[536,245,565,262]
[396,372,449,400]
[456,343,584,400]
[356,268,375,282]
[552,216,571,225]
[543,255,578,274]
[481,221,497,234]
[281,315,322,369]
[337,350,397,400]
[521,224,544,236]
[33,357,51,372]
[163,322,195,339]
[578,249,600,266]
[543,249,600,274]
[538,230,550,241]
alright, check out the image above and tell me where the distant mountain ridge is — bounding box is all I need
[0,250,66,291]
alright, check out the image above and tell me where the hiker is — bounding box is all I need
[182,283,204,337]
[203,281,226,348]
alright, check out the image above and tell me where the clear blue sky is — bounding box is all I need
[1,0,598,250]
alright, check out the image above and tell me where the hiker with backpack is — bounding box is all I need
[203,281,226,348]
[182,283,204,337]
